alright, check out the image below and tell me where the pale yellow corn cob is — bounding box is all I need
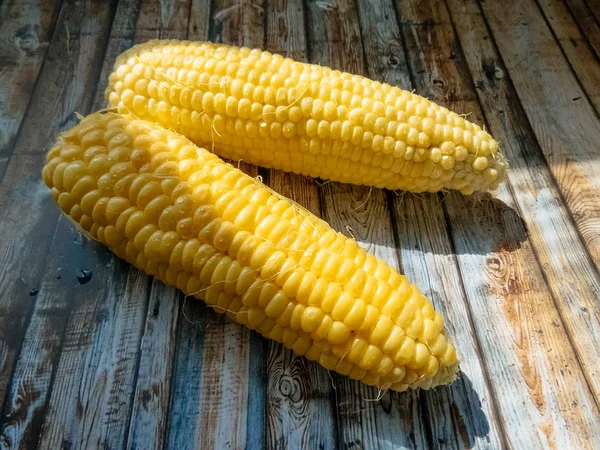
[42,112,459,391]
[106,39,507,194]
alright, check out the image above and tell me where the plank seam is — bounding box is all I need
[449,0,600,413]
[561,0,600,61]
[532,0,600,119]
[123,276,155,450]
[580,0,600,27]
[160,293,186,450]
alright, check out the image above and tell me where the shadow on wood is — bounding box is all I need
[317,180,527,256]
[421,371,492,449]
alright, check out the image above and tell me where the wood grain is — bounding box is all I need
[0,0,118,441]
[304,1,432,448]
[14,0,118,152]
[0,154,58,410]
[562,0,600,60]
[164,303,209,450]
[126,282,181,450]
[0,155,7,180]
[397,0,600,447]
[264,1,337,449]
[355,1,505,448]
[535,0,600,113]
[0,1,148,449]
[0,0,62,155]
[581,0,600,31]
[37,260,149,450]
[446,0,600,401]
[135,0,192,42]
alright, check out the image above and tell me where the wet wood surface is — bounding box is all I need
[0,0,599,448]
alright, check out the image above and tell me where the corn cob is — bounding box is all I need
[106,40,507,194]
[42,112,458,391]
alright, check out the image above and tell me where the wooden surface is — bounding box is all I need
[0,0,599,448]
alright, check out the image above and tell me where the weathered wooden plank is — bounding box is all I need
[535,0,600,113]
[37,260,149,450]
[1,2,152,449]
[355,0,505,447]
[446,186,600,448]
[189,0,213,40]
[15,0,118,151]
[0,0,117,431]
[210,0,265,47]
[135,0,192,42]
[0,219,117,450]
[164,303,210,450]
[126,283,181,450]
[0,154,57,410]
[303,3,431,448]
[581,0,600,30]
[447,0,600,402]
[263,1,337,449]
[163,2,266,449]
[266,0,306,61]
[563,0,600,60]
[0,0,63,155]
[475,0,600,274]
[397,0,600,446]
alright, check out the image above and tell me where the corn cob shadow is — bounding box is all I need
[43,112,460,392]
[384,189,527,256]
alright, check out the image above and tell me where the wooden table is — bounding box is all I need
[1,0,600,448]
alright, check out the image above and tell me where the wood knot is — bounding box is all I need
[13,24,39,56]
[278,375,301,402]
[486,256,502,271]
[388,55,400,67]
[432,78,445,89]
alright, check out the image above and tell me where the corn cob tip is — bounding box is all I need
[43,111,460,393]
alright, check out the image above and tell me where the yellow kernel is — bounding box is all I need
[441,343,457,366]
[328,321,350,344]
[382,326,405,355]
[394,336,416,365]
[301,306,324,333]
[359,345,383,370]
[331,291,354,321]
[454,145,468,161]
[343,298,366,330]
[473,156,488,171]
[407,342,430,369]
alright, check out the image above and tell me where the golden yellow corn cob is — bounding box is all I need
[106,40,507,194]
[42,112,458,391]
